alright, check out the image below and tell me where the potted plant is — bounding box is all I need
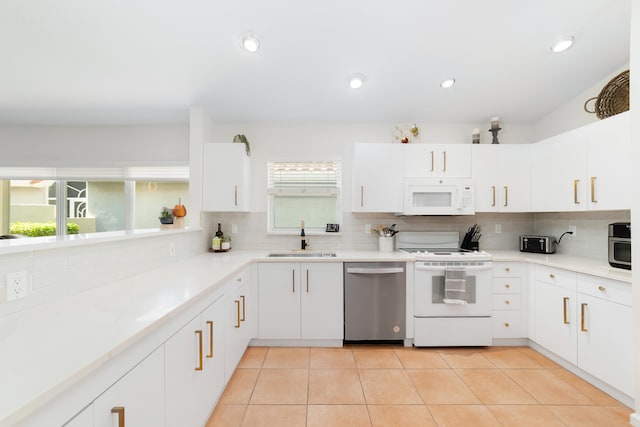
[233,134,251,156]
[159,207,174,225]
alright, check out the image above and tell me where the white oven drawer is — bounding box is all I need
[492,278,521,294]
[492,294,521,310]
[414,317,492,346]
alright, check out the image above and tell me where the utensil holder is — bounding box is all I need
[379,236,395,252]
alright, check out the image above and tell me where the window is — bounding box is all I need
[0,166,188,237]
[267,160,341,233]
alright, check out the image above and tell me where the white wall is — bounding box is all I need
[0,125,189,167]
[534,63,629,140]
[630,0,640,421]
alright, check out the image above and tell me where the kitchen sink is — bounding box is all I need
[268,251,336,258]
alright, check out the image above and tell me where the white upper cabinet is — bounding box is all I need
[352,143,403,212]
[532,112,630,212]
[203,143,251,212]
[473,145,531,212]
[403,144,471,178]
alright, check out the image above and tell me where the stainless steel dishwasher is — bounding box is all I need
[344,262,406,342]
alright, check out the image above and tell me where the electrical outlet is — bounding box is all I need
[569,225,577,236]
[365,224,371,234]
[169,242,176,257]
[6,271,29,301]
[495,223,502,234]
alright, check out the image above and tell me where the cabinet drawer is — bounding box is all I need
[492,278,521,294]
[577,274,631,307]
[535,265,576,291]
[492,262,522,278]
[492,294,521,310]
[492,311,523,338]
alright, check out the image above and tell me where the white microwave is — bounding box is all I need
[402,178,475,215]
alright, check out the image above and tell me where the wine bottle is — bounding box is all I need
[301,220,306,250]
[215,222,224,240]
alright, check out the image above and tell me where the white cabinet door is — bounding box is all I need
[586,112,631,210]
[577,293,633,396]
[531,129,588,212]
[201,299,226,416]
[165,315,204,427]
[352,143,403,212]
[225,270,255,382]
[258,263,301,339]
[499,145,531,212]
[300,263,343,340]
[203,143,251,212]
[64,405,94,427]
[403,144,471,177]
[472,145,499,211]
[533,281,577,364]
[94,347,165,427]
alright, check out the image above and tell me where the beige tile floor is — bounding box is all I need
[206,345,633,427]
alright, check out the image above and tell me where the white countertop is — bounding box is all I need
[0,248,631,425]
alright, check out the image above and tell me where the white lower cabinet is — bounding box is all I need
[576,274,633,397]
[491,262,525,339]
[93,347,165,427]
[258,262,343,340]
[165,295,226,427]
[225,268,257,382]
[532,265,633,397]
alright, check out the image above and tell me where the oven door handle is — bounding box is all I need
[415,265,492,272]
[346,267,404,274]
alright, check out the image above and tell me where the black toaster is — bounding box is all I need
[520,235,556,254]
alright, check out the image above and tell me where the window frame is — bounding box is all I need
[266,159,342,235]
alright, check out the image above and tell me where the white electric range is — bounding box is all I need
[398,232,493,347]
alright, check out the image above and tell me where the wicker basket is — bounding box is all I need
[584,70,629,119]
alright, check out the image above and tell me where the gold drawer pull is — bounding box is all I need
[235,300,241,328]
[598,285,606,292]
[111,407,125,427]
[505,284,510,289]
[195,330,203,371]
[206,321,213,358]
[549,273,555,279]
[504,323,510,327]
[581,303,588,332]
[505,300,510,305]
[240,295,246,322]
[563,297,570,324]
[505,267,510,272]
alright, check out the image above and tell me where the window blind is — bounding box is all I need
[267,161,341,195]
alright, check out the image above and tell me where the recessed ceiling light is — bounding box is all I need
[241,33,260,53]
[440,78,456,89]
[551,36,574,53]
[347,73,367,89]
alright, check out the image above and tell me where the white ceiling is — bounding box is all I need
[0,0,631,125]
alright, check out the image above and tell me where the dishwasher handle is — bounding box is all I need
[346,267,404,274]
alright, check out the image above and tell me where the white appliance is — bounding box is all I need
[403,178,475,215]
[398,232,493,346]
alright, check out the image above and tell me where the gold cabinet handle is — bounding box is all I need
[549,273,555,279]
[503,186,508,207]
[195,330,203,371]
[505,267,510,272]
[442,151,447,172]
[292,269,296,293]
[206,321,214,358]
[573,179,580,204]
[360,186,364,207]
[581,303,588,332]
[590,176,597,203]
[598,285,606,292]
[234,185,238,206]
[504,323,510,328]
[505,300,510,305]
[306,269,309,293]
[505,284,510,289]
[430,151,435,172]
[111,407,125,427]
[563,297,570,324]
[235,300,241,328]
[491,186,496,207]
[240,295,246,322]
